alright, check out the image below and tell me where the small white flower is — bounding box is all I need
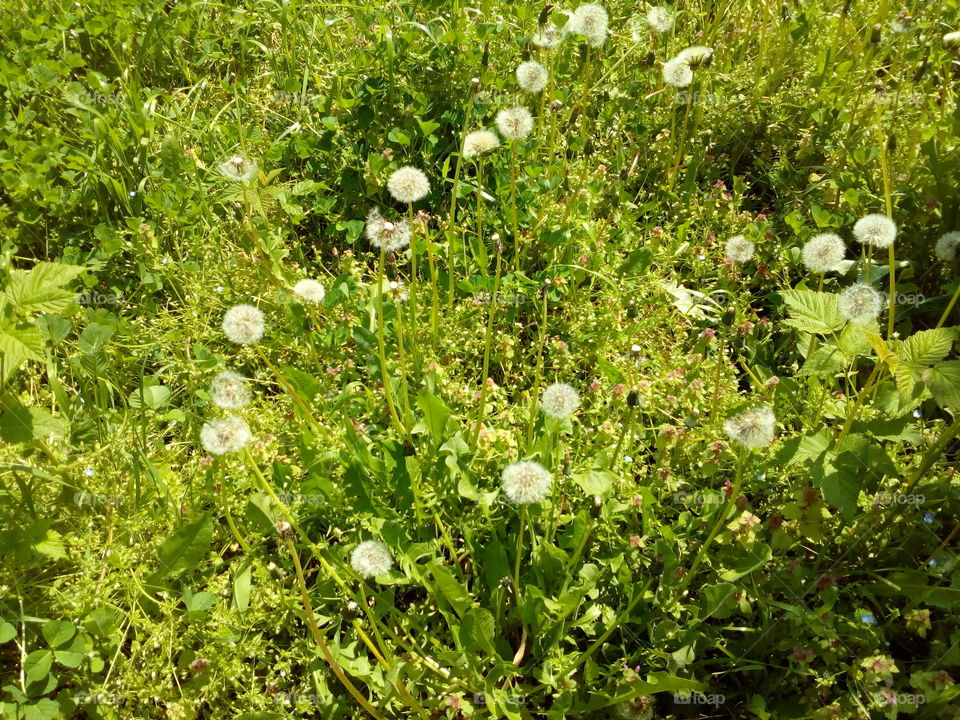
[723,405,775,449]
[463,130,500,158]
[725,235,755,263]
[540,382,580,418]
[566,3,609,47]
[496,106,534,141]
[350,540,394,579]
[200,416,252,455]
[646,6,674,33]
[217,155,258,183]
[209,370,251,410]
[222,304,265,345]
[386,166,430,204]
[839,283,884,324]
[662,57,693,88]
[516,60,549,93]
[853,214,897,249]
[802,233,846,273]
[676,45,713,68]
[292,278,325,304]
[935,231,960,262]
[502,460,553,504]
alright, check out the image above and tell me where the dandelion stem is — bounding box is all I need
[880,140,896,339]
[525,288,550,452]
[936,283,960,329]
[471,243,503,450]
[374,248,407,439]
[219,482,251,555]
[510,141,521,264]
[407,203,420,360]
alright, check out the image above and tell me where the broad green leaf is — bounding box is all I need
[4,262,85,313]
[797,346,845,377]
[775,429,831,466]
[77,322,114,354]
[719,543,772,581]
[233,557,253,611]
[22,698,60,720]
[572,469,616,497]
[925,361,960,410]
[459,607,496,655]
[428,564,471,618]
[23,649,53,683]
[818,468,860,520]
[156,513,213,576]
[577,672,709,711]
[41,620,75,648]
[0,621,16,643]
[0,324,44,362]
[780,289,845,334]
[415,390,452,443]
[127,385,171,410]
[896,328,955,369]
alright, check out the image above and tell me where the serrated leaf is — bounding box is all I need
[0,324,44,362]
[865,331,897,369]
[838,320,877,357]
[896,328,955,369]
[797,346,845,377]
[926,361,960,409]
[459,607,496,655]
[415,390,452,443]
[780,289,845,334]
[5,262,85,313]
[818,468,860,520]
[775,429,831,466]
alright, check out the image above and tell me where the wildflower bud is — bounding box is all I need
[887,134,896,153]
[344,600,360,619]
[550,99,562,112]
[943,31,960,49]
[870,23,882,43]
[275,521,294,538]
[629,535,641,547]
[764,376,780,389]
[189,658,208,674]
[626,389,640,407]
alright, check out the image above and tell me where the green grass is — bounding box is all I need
[2,1,960,718]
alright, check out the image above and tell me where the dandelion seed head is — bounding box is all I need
[463,130,500,158]
[540,382,580,418]
[935,231,960,262]
[853,213,897,249]
[217,154,258,183]
[209,370,251,410]
[496,106,534,141]
[501,460,553,504]
[386,166,430,204]
[725,235,755,263]
[365,208,412,252]
[646,6,674,33]
[532,23,560,48]
[943,31,960,48]
[802,233,846,273]
[200,416,252,455]
[839,283,884,324]
[292,278,325,304]
[516,60,549,93]
[677,45,714,69]
[662,57,693,88]
[723,405,776,449]
[567,3,609,47]
[350,540,394,579]
[222,304,265,345]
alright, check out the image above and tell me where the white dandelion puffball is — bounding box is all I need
[677,45,714,68]
[200,416,252,455]
[386,166,430,204]
[725,235,755,263]
[723,405,775,449]
[532,24,560,48]
[839,283,884,324]
[292,278,325,304]
[662,57,693,88]
[567,3,609,47]
[217,155,258,183]
[502,460,553,504]
[209,370,251,410]
[935,231,960,261]
[365,208,412,253]
[516,60,549,93]
[463,130,500,158]
[222,304,265,345]
[802,233,846,273]
[540,382,580,418]
[853,214,897,249]
[350,540,394,579]
[496,106,534,141]
[646,6,674,33]
[943,31,960,48]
